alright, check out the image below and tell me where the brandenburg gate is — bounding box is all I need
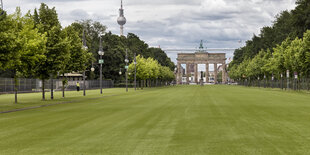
[176,52,227,84]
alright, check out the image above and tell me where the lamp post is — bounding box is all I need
[82,29,88,96]
[98,35,104,94]
[125,49,129,92]
[119,68,122,75]
[174,67,177,86]
[134,53,137,91]
[119,68,122,85]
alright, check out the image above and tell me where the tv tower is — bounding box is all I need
[117,0,126,36]
[0,0,4,15]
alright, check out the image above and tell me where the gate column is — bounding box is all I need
[177,62,182,84]
[186,63,190,84]
[222,62,227,84]
[214,63,218,84]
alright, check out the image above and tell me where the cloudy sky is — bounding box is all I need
[4,0,296,63]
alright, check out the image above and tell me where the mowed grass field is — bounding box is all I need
[1,86,310,154]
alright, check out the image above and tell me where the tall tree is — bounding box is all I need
[71,20,107,80]
[0,8,46,103]
[61,25,92,97]
[33,3,70,100]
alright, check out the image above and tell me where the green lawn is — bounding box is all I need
[1,86,310,154]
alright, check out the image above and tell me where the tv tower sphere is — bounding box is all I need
[117,0,126,36]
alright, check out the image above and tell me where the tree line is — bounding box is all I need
[128,55,175,88]
[0,3,175,103]
[229,30,310,80]
[229,0,310,81]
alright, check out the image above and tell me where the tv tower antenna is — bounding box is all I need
[117,0,126,36]
[0,0,4,15]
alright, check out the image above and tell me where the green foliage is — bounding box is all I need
[0,8,47,103]
[128,55,175,82]
[147,47,175,71]
[0,7,46,77]
[0,10,17,70]
[230,30,310,79]
[70,23,174,82]
[62,25,92,73]
[33,3,70,80]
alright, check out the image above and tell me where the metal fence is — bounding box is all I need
[237,78,310,91]
[114,80,173,88]
[0,78,114,94]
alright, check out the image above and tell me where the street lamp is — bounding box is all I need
[119,68,122,85]
[174,67,177,85]
[82,29,88,96]
[98,35,104,94]
[125,49,129,92]
[119,68,122,75]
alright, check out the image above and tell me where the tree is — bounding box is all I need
[291,0,310,38]
[71,20,108,80]
[302,30,310,76]
[0,8,46,103]
[60,25,92,97]
[283,38,303,76]
[147,47,175,71]
[33,3,70,100]
[128,55,174,88]
[0,10,15,70]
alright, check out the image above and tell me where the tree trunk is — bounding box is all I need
[51,77,54,100]
[307,78,310,91]
[143,80,146,89]
[42,79,45,100]
[14,76,18,104]
[62,73,65,98]
[83,71,86,96]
